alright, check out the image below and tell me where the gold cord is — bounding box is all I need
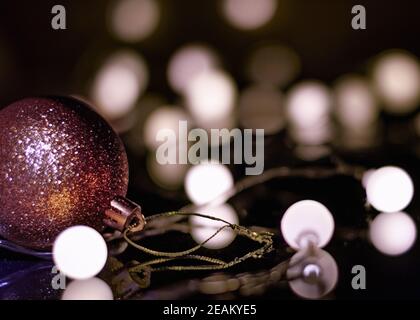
[123,211,274,275]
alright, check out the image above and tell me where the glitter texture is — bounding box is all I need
[0,97,129,249]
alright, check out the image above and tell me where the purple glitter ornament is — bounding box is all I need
[0,96,129,249]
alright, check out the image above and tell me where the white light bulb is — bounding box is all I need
[185,161,234,206]
[167,44,219,95]
[366,166,414,213]
[53,226,108,280]
[190,203,239,249]
[369,211,417,256]
[281,200,335,250]
[62,278,113,300]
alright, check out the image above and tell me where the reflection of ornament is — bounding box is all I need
[0,96,129,249]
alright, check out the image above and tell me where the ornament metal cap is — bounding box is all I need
[104,196,146,233]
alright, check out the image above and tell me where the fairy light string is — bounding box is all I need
[115,156,368,284]
[182,155,367,213]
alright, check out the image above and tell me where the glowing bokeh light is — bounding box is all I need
[62,278,113,300]
[247,45,300,87]
[289,122,332,146]
[185,161,234,206]
[109,0,159,42]
[334,74,379,129]
[222,0,277,30]
[372,50,420,114]
[143,105,190,150]
[238,85,285,134]
[369,211,417,256]
[366,166,414,213]
[286,81,332,129]
[281,200,335,250]
[91,50,148,120]
[185,69,237,128]
[168,44,219,94]
[190,203,239,249]
[147,153,189,190]
[53,226,108,280]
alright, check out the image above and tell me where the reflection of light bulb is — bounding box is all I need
[168,44,219,94]
[53,226,108,280]
[91,50,148,120]
[190,203,239,249]
[109,0,159,43]
[185,69,237,127]
[185,161,234,206]
[366,166,413,213]
[369,211,417,256]
[289,122,331,146]
[143,106,189,150]
[287,248,338,299]
[372,50,420,114]
[286,81,331,129]
[294,145,330,161]
[281,200,335,250]
[62,277,113,300]
[222,0,277,30]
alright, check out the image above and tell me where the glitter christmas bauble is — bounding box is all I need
[0,97,129,249]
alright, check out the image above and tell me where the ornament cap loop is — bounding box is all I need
[104,196,146,233]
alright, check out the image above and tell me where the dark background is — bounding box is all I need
[0,0,419,103]
[0,0,420,300]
